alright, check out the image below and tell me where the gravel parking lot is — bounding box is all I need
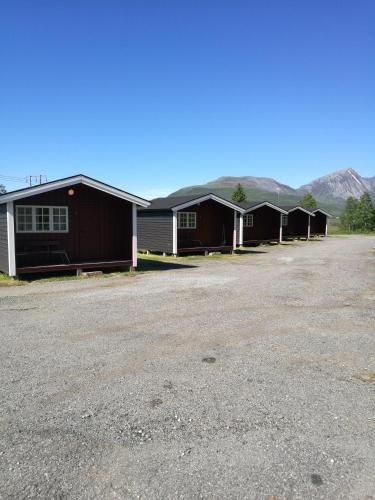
[0,235,374,499]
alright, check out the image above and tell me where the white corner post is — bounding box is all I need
[307,215,311,240]
[233,210,237,251]
[325,219,328,237]
[172,211,178,255]
[239,213,244,246]
[7,202,16,277]
[132,203,137,268]
[279,213,283,243]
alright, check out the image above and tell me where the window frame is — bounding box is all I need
[243,213,254,228]
[177,211,197,229]
[16,205,69,233]
[282,215,288,226]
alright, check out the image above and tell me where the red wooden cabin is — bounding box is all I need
[0,175,149,277]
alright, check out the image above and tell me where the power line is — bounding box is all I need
[0,174,28,183]
[0,174,48,186]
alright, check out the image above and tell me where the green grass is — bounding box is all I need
[328,218,375,236]
[0,250,259,285]
[0,273,24,286]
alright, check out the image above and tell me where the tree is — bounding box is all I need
[299,192,317,210]
[232,183,246,203]
[340,194,375,232]
[340,197,359,231]
[356,192,375,231]
[0,184,5,194]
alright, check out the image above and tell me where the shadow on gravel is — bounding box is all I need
[236,249,268,254]
[18,258,197,283]
[137,258,197,272]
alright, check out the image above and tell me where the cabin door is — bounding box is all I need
[78,204,102,260]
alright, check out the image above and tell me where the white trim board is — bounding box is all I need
[243,202,288,214]
[0,175,150,207]
[171,194,244,213]
[312,209,333,217]
[287,206,316,216]
[132,203,138,267]
[7,202,16,277]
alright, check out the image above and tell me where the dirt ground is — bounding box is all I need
[0,235,374,499]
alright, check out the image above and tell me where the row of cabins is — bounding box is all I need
[0,175,331,277]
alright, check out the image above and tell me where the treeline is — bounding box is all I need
[340,193,375,232]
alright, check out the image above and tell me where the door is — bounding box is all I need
[79,204,102,260]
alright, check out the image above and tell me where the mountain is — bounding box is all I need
[169,168,374,215]
[205,176,296,195]
[299,168,375,202]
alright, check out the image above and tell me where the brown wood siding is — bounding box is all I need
[242,206,281,243]
[138,210,173,253]
[0,204,9,274]
[283,210,309,237]
[310,212,326,234]
[177,199,234,249]
[14,184,133,268]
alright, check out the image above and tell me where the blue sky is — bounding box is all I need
[0,1,374,198]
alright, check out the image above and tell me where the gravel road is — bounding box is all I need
[0,235,374,499]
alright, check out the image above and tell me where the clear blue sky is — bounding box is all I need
[1,0,374,197]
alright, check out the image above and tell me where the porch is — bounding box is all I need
[177,244,234,255]
[16,259,133,275]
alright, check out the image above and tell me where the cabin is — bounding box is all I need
[279,205,315,240]
[0,175,150,277]
[236,201,288,245]
[138,193,241,255]
[310,208,332,236]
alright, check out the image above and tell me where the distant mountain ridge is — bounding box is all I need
[169,168,374,213]
[299,168,375,202]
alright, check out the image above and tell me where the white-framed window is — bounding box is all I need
[282,215,288,226]
[244,214,254,227]
[16,206,33,232]
[178,212,196,229]
[16,206,69,233]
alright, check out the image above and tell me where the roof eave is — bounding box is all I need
[171,193,244,212]
[243,201,288,214]
[0,175,150,207]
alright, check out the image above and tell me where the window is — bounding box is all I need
[282,215,288,226]
[36,207,50,231]
[178,212,196,229]
[244,214,253,227]
[16,206,33,232]
[52,207,68,231]
[16,206,69,233]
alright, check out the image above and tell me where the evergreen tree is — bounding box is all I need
[299,192,317,210]
[340,197,359,231]
[339,194,375,232]
[232,183,246,203]
[0,184,5,194]
[356,192,375,231]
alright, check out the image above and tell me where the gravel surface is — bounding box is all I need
[0,235,374,499]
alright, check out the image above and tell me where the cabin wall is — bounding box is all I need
[0,203,9,274]
[242,206,281,243]
[177,199,234,248]
[138,210,173,253]
[14,184,133,267]
[284,211,309,237]
[310,212,326,234]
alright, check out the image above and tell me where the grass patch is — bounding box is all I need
[0,273,24,286]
